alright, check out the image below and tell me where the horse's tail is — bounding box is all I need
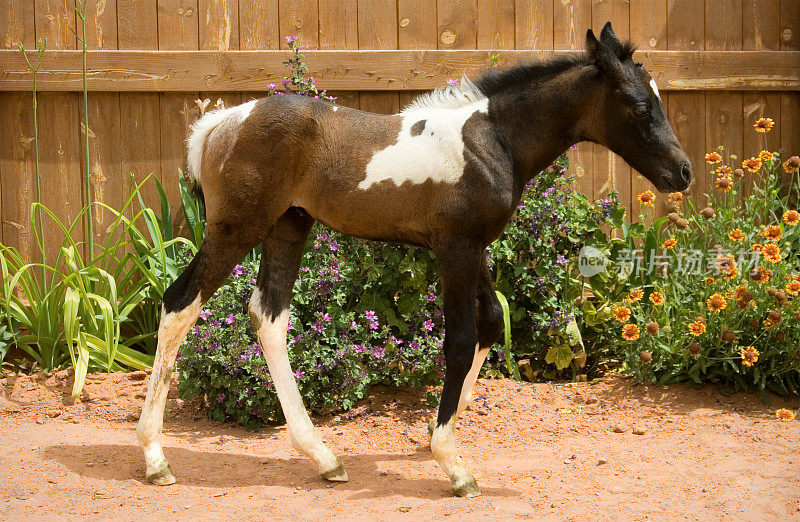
[186,100,259,203]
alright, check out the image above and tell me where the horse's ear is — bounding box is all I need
[586,28,621,74]
[599,22,625,59]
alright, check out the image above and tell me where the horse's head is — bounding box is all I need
[585,22,692,192]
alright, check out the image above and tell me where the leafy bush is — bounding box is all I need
[582,119,800,400]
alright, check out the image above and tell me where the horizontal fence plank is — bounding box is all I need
[1,50,799,92]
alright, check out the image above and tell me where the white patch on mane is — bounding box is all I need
[649,78,661,101]
[186,99,257,186]
[358,97,489,190]
[401,75,486,113]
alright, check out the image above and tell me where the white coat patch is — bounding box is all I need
[186,99,258,185]
[649,78,661,101]
[358,99,489,190]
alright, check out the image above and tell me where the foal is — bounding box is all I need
[137,23,691,497]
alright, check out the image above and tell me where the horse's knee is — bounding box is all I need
[477,293,503,348]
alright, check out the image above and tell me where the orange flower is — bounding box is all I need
[724,265,739,280]
[740,346,759,366]
[752,243,764,253]
[668,192,684,204]
[661,238,677,249]
[715,176,733,192]
[621,323,640,341]
[688,320,706,336]
[762,243,782,263]
[750,266,772,284]
[785,280,800,296]
[707,293,727,313]
[649,292,664,305]
[705,277,715,286]
[637,190,656,206]
[715,165,732,178]
[705,151,722,164]
[761,225,783,242]
[742,157,762,173]
[628,288,643,302]
[716,254,736,275]
[614,306,631,323]
[733,285,750,301]
[776,408,796,422]
[759,150,774,162]
[783,210,799,226]
[753,117,774,133]
[784,156,800,174]
[729,228,744,242]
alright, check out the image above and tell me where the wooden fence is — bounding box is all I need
[1,0,799,264]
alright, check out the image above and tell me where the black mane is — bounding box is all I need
[475,40,637,97]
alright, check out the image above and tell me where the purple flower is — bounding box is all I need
[557,255,567,265]
[365,310,379,330]
[371,345,386,358]
[225,314,236,325]
[312,320,326,333]
[321,313,331,322]
[199,309,212,320]
[447,78,460,86]
[282,78,292,85]
[288,318,294,330]
[329,239,340,252]
[426,293,436,302]
[216,393,225,403]
[542,187,556,197]
[267,83,277,90]
[293,369,305,379]
[232,264,244,277]
[286,35,298,43]
[423,319,434,331]
[408,340,420,351]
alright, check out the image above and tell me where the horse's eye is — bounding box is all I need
[633,103,649,117]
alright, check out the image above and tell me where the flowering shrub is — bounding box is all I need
[582,118,800,400]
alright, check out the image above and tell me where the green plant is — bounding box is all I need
[582,119,800,401]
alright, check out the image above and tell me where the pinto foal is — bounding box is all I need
[137,23,691,497]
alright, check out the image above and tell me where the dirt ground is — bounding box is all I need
[1,369,798,521]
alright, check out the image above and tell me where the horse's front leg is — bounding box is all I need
[430,241,484,497]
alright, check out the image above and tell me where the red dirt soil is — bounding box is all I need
[1,369,799,520]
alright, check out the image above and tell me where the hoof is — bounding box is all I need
[452,476,481,498]
[320,457,349,482]
[146,464,176,486]
[428,417,436,440]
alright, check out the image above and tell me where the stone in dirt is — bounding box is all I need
[633,427,647,435]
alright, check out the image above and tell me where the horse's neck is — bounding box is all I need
[489,67,599,187]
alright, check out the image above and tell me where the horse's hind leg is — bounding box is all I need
[137,230,257,485]
[249,208,347,481]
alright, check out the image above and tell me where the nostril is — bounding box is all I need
[681,163,692,182]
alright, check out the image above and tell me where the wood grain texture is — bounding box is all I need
[279,0,319,50]
[631,0,667,215]
[84,0,123,248]
[667,0,706,201]
[555,0,592,199]
[1,0,36,48]
[780,0,800,158]
[553,0,590,50]
[438,0,478,49]
[159,0,200,233]
[0,93,35,260]
[744,0,780,51]
[157,0,199,50]
[319,0,358,50]
[358,0,399,114]
[477,0,515,49]
[398,0,438,50]
[199,0,239,51]
[514,0,553,51]
[592,0,632,214]
[117,0,158,50]
[3,49,800,91]
[239,0,279,50]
